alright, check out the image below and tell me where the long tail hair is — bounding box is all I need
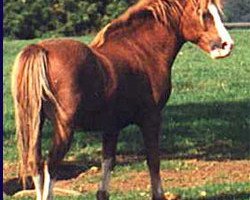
[11,44,56,187]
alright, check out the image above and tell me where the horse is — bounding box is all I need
[11,0,234,199]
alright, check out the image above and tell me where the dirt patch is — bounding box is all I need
[65,160,250,193]
[3,159,250,196]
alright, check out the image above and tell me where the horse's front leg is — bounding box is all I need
[97,131,118,200]
[140,112,165,200]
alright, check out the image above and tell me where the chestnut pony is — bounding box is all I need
[12,0,233,199]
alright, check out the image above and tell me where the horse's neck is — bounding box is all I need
[150,26,183,103]
[137,22,183,66]
[123,22,184,103]
[98,19,183,67]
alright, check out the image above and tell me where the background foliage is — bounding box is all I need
[3,0,250,39]
[4,0,134,39]
[224,0,250,22]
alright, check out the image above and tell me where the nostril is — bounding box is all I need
[210,40,234,51]
[222,42,228,49]
[222,41,234,50]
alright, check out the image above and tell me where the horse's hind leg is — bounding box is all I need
[97,131,119,200]
[30,116,44,200]
[43,116,73,200]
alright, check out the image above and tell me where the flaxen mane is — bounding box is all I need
[91,0,222,47]
[90,0,182,47]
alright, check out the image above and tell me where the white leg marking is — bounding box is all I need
[156,181,163,195]
[151,178,164,199]
[32,175,42,200]
[99,159,112,192]
[43,165,54,200]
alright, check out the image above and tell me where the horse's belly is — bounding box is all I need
[73,108,132,132]
[73,112,113,131]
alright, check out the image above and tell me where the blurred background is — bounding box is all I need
[3,0,250,39]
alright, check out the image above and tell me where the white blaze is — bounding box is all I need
[208,4,234,59]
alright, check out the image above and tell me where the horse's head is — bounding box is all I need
[180,0,234,59]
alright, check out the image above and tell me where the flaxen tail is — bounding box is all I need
[11,44,56,187]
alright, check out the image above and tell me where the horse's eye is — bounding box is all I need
[202,12,211,21]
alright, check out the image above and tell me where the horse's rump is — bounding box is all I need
[38,39,117,112]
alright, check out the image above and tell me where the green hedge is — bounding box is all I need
[3,0,250,39]
[224,0,250,22]
[4,0,135,39]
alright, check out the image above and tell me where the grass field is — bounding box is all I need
[3,30,250,200]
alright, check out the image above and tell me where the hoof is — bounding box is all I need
[96,190,109,200]
[153,194,180,200]
[163,192,181,200]
[152,195,166,200]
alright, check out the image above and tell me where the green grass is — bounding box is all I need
[3,30,250,199]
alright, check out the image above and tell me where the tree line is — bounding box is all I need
[4,0,250,39]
